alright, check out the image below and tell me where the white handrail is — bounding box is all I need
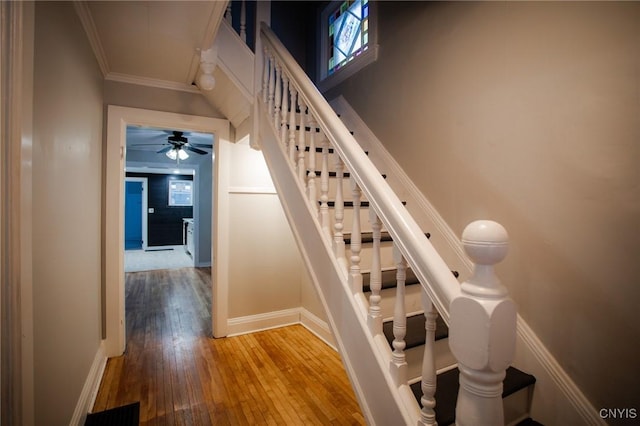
[260,22,461,322]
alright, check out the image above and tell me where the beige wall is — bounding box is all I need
[227,141,304,318]
[325,1,640,416]
[104,79,223,119]
[32,2,104,424]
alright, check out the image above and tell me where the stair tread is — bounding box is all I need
[324,200,407,207]
[516,418,544,426]
[362,267,421,292]
[410,366,536,426]
[383,314,449,349]
[305,170,386,179]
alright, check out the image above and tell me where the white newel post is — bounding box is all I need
[449,220,516,426]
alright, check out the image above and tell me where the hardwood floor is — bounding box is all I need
[92,267,365,425]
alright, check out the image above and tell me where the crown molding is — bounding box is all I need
[73,1,109,77]
[105,72,202,94]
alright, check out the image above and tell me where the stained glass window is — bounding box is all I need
[327,0,369,76]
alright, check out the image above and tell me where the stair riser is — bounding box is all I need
[345,243,396,270]
[405,339,457,382]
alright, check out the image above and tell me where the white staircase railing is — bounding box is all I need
[257,22,517,426]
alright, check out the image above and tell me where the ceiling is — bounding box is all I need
[125,126,214,168]
[79,0,226,91]
[74,1,246,169]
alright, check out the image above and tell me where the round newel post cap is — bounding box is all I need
[462,220,509,266]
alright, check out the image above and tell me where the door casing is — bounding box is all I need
[105,106,231,356]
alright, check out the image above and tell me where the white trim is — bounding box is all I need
[73,1,109,77]
[69,342,107,426]
[105,106,230,356]
[227,307,301,337]
[299,308,336,350]
[516,321,606,425]
[105,72,202,94]
[226,307,336,351]
[228,186,276,194]
[317,0,379,93]
[330,95,604,426]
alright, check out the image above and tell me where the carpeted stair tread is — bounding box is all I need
[516,418,544,426]
[362,267,421,292]
[409,367,536,425]
[325,200,407,208]
[383,313,448,350]
[306,170,386,179]
[85,402,140,426]
[344,231,430,245]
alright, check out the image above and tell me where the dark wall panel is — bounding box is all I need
[127,172,193,247]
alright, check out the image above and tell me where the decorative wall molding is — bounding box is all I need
[69,342,107,426]
[228,186,276,194]
[73,1,110,77]
[105,72,202,94]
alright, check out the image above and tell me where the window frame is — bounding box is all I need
[317,0,378,92]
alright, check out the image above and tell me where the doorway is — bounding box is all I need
[105,106,232,357]
[124,177,148,251]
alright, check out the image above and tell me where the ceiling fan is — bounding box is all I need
[128,130,213,163]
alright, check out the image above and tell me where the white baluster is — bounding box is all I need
[280,74,289,145]
[262,45,269,104]
[390,244,408,385]
[307,114,318,211]
[367,209,383,335]
[319,137,330,238]
[333,156,346,265]
[297,100,307,183]
[267,53,275,118]
[418,293,438,426]
[240,0,247,42]
[225,2,232,24]
[449,220,516,426]
[274,64,282,129]
[349,178,362,293]
[288,86,297,165]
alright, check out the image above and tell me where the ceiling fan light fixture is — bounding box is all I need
[166,149,177,160]
[166,148,188,161]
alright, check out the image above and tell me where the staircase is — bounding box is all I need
[254,21,541,426]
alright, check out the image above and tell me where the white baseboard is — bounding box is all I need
[226,307,336,350]
[300,308,336,350]
[227,307,302,336]
[70,341,107,425]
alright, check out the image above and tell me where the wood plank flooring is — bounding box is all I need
[92,267,365,425]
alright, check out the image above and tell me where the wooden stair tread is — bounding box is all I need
[410,367,537,425]
[383,314,449,350]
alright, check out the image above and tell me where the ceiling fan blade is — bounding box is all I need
[188,143,213,149]
[157,146,174,154]
[183,145,208,155]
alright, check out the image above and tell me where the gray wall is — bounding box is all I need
[324,0,640,416]
[32,2,104,424]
